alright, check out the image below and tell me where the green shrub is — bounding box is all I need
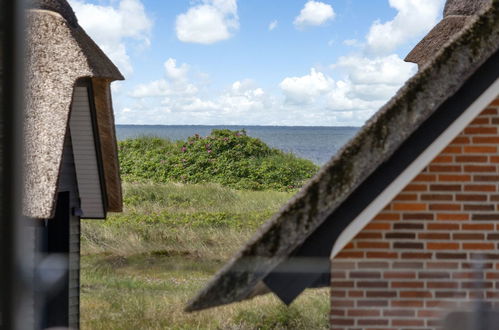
[119,129,319,191]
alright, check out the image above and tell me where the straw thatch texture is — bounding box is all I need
[186,0,499,312]
[31,0,78,27]
[444,0,491,16]
[406,0,492,66]
[405,16,470,66]
[25,8,123,219]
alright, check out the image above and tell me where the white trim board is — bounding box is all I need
[330,78,499,260]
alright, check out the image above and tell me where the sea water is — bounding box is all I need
[116,125,359,165]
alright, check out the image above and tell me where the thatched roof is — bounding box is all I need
[405,16,471,66]
[186,0,499,312]
[31,0,78,27]
[24,0,124,219]
[406,0,492,66]
[444,0,491,16]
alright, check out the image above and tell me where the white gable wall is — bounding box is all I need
[69,86,105,219]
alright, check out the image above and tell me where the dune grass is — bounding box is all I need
[80,183,329,329]
[81,254,329,329]
[82,183,293,258]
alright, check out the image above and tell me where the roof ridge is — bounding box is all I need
[444,0,491,17]
[29,0,78,27]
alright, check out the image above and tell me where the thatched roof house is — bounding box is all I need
[187,1,499,324]
[25,0,123,219]
[25,0,124,328]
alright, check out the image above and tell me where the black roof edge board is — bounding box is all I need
[263,47,499,305]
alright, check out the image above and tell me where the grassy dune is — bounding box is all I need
[118,130,319,191]
[80,183,329,329]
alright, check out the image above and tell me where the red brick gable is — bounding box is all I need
[331,98,499,329]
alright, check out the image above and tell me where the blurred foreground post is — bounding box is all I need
[444,258,499,330]
[0,0,32,329]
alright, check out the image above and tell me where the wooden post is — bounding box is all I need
[0,0,33,329]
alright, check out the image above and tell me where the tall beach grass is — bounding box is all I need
[80,183,328,329]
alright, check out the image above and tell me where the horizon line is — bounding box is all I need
[115,124,361,128]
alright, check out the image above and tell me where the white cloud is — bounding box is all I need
[164,58,189,81]
[328,54,416,111]
[180,98,219,112]
[69,0,152,75]
[278,54,416,116]
[168,79,269,116]
[366,0,444,54]
[126,86,270,125]
[175,0,239,44]
[327,80,385,112]
[131,58,198,98]
[130,60,266,115]
[305,0,431,116]
[269,20,278,31]
[335,54,415,85]
[131,80,199,98]
[280,68,333,104]
[294,1,335,28]
[216,80,268,113]
[125,52,416,126]
[131,80,171,98]
[124,56,278,125]
[274,0,433,121]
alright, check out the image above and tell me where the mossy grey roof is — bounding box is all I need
[406,0,491,66]
[24,1,123,219]
[186,0,499,312]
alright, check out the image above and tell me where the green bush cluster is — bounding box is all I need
[118,129,319,190]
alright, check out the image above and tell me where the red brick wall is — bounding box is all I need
[330,98,499,330]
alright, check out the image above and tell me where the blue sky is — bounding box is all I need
[68,0,445,126]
